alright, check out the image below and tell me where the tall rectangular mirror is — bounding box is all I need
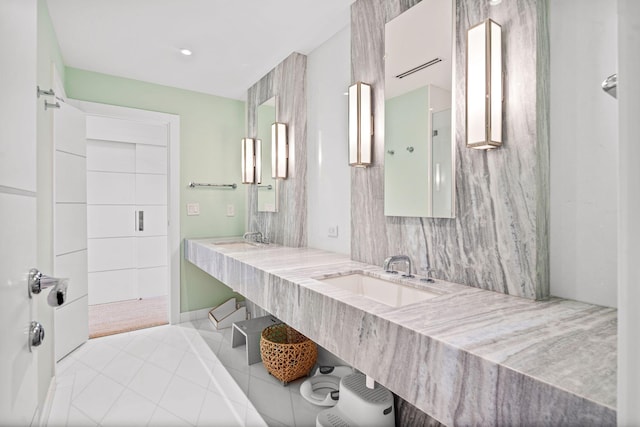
[257,96,278,212]
[384,0,455,218]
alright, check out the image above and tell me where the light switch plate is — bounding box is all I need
[328,225,338,238]
[187,203,200,216]
[226,204,235,217]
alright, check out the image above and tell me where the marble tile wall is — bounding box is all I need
[246,52,308,249]
[350,0,550,300]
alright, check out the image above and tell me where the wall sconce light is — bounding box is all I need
[348,82,373,167]
[271,122,288,179]
[241,138,261,184]
[466,19,503,150]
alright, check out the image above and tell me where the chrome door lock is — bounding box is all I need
[29,321,45,351]
[28,268,69,307]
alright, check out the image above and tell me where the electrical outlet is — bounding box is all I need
[187,203,200,216]
[226,204,235,217]
[328,225,338,238]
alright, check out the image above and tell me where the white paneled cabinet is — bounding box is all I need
[86,118,168,306]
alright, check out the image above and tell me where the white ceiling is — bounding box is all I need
[46,0,355,100]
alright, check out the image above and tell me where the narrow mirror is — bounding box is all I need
[384,0,455,218]
[257,96,278,212]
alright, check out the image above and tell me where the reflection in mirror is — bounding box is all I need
[257,96,278,212]
[384,0,455,218]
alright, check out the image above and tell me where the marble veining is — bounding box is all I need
[350,0,550,300]
[185,238,616,426]
[246,52,308,248]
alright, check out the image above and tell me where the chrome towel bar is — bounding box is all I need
[188,181,237,189]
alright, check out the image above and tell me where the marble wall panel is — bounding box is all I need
[246,53,308,248]
[350,0,550,300]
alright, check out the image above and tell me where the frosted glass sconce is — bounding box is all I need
[241,138,261,184]
[271,122,288,179]
[349,82,373,167]
[466,19,503,150]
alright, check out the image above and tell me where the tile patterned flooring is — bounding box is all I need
[46,319,324,426]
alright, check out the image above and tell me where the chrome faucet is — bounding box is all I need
[420,267,435,283]
[383,255,414,278]
[243,231,263,243]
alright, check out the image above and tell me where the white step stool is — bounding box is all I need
[231,315,281,365]
[316,373,395,427]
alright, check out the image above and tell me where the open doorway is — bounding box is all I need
[74,101,180,340]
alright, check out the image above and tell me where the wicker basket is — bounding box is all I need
[260,324,317,385]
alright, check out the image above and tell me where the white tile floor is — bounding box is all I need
[46,319,324,427]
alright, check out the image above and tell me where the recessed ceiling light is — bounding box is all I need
[489,0,502,5]
[180,48,193,56]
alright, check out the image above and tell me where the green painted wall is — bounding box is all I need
[65,67,247,313]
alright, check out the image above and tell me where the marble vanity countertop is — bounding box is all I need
[185,238,617,426]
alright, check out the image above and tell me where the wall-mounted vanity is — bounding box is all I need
[185,237,616,426]
[383,0,455,218]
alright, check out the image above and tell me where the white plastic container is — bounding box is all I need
[208,298,246,329]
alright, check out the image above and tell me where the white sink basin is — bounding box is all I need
[318,273,439,307]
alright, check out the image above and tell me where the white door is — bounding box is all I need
[53,100,89,361]
[74,100,180,325]
[86,116,169,305]
[0,0,40,424]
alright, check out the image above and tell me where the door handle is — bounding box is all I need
[138,210,144,232]
[28,268,69,307]
[29,321,45,352]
